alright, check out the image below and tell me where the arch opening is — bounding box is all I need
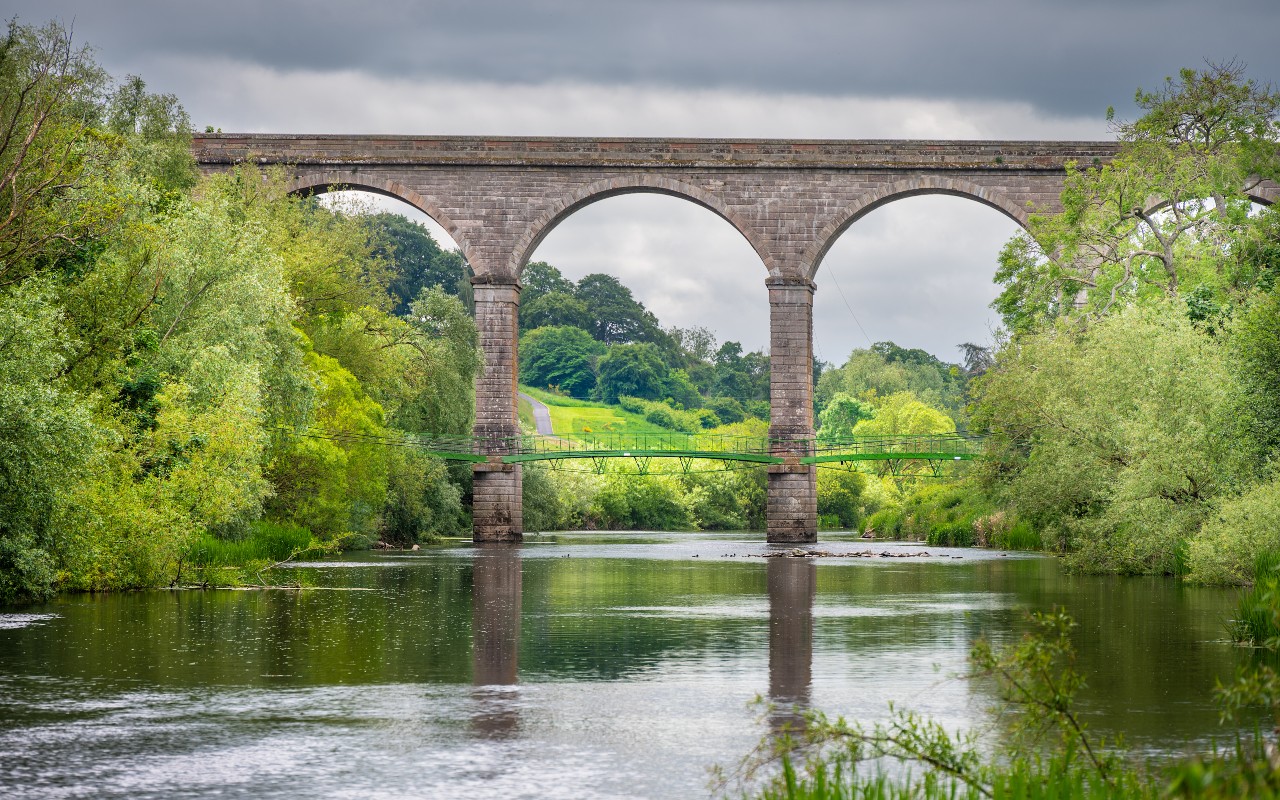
[812,193,1021,384]
[514,176,773,277]
[286,173,478,272]
[527,191,771,354]
[808,179,1032,279]
[299,183,476,316]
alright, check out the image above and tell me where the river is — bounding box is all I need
[0,532,1255,798]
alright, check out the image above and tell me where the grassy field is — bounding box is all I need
[519,385,669,438]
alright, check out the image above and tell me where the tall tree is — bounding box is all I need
[994,63,1280,329]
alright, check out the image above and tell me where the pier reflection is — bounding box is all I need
[767,556,816,735]
[471,545,522,738]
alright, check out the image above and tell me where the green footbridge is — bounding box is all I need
[291,428,987,474]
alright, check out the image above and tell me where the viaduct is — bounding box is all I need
[190,134,1280,544]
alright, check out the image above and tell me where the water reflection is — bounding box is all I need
[767,557,816,734]
[471,545,522,738]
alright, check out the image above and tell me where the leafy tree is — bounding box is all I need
[671,325,718,362]
[852,391,955,436]
[710,340,770,402]
[106,74,197,195]
[522,289,593,331]
[520,325,605,398]
[575,272,665,345]
[0,20,120,285]
[816,342,965,421]
[595,342,671,402]
[368,212,468,314]
[705,396,747,424]
[974,302,1242,574]
[817,392,874,441]
[521,260,576,305]
[817,468,867,529]
[1232,279,1280,466]
[994,63,1280,330]
[0,282,97,601]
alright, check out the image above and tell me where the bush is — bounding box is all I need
[864,507,903,539]
[1188,474,1280,585]
[705,396,746,425]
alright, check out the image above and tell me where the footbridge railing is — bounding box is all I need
[285,428,987,470]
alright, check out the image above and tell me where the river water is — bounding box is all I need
[0,532,1256,798]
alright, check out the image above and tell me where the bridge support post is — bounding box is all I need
[472,275,523,543]
[766,276,817,544]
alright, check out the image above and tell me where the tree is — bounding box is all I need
[521,289,593,331]
[0,20,118,285]
[994,63,1280,329]
[817,392,874,441]
[521,260,575,305]
[575,273,665,345]
[520,325,605,398]
[595,342,670,403]
[368,213,468,314]
[973,302,1241,575]
[852,391,955,437]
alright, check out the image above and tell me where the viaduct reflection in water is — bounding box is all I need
[471,545,522,738]
[467,548,820,737]
[767,556,817,733]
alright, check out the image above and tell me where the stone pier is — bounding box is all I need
[765,276,817,543]
[471,275,523,542]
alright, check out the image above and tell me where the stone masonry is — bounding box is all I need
[194,134,1256,543]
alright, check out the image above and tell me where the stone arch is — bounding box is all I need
[510,175,774,277]
[285,171,480,268]
[805,177,1032,279]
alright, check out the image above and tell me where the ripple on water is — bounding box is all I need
[0,614,59,630]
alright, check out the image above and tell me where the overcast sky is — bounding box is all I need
[8,0,1278,361]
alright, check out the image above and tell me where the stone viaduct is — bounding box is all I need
[188,134,1280,544]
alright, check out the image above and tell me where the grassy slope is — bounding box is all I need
[519,385,669,438]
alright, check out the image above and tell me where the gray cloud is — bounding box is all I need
[8,0,1280,117]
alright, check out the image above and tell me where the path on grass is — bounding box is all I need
[518,392,554,435]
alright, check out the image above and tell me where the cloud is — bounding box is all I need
[17,0,1280,117]
[131,57,1110,139]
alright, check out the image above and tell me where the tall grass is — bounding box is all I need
[186,521,314,567]
[1231,549,1280,646]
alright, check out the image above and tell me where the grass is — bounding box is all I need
[186,521,315,567]
[1231,549,1280,646]
[519,385,670,438]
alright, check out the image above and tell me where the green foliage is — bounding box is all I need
[618,395,709,433]
[367,212,468,314]
[851,392,955,437]
[186,521,313,567]
[522,289,593,331]
[975,302,1241,575]
[0,20,120,283]
[706,396,748,425]
[1233,283,1280,466]
[816,393,873,441]
[520,325,606,399]
[0,282,97,602]
[596,342,672,403]
[993,63,1279,332]
[575,272,667,345]
[1189,476,1280,585]
[816,469,867,529]
[590,471,694,531]
[1228,550,1280,646]
[816,343,966,424]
